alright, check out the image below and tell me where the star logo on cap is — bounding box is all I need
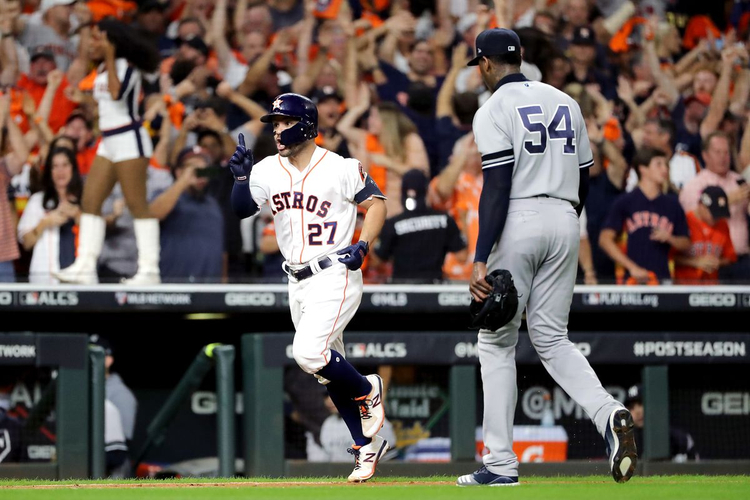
[272,98,283,110]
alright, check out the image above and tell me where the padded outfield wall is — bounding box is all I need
[1,283,749,472]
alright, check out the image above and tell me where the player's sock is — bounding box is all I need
[316,350,372,398]
[327,382,372,447]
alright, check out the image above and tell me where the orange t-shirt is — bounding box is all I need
[609,17,647,53]
[364,134,388,196]
[77,140,100,177]
[674,211,737,283]
[87,0,138,22]
[14,74,78,133]
[428,171,482,281]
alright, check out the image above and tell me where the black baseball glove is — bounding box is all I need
[469,269,519,330]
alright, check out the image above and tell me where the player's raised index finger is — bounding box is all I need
[238,133,246,149]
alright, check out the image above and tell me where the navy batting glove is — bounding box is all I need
[229,133,254,184]
[337,241,369,270]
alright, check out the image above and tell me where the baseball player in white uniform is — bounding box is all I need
[229,93,390,482]
[457,29,637,486]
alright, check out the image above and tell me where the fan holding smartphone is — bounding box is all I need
[147,145,225,282]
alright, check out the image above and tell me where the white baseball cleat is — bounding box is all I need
[356,374,385,438]
[347,435,389,483]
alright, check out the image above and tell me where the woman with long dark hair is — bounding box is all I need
[17,148,83,284]
[56,18,162,284]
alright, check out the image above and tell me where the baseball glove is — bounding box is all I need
[469,269,519,330]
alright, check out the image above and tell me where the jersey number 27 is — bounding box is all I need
[516,105,575,155]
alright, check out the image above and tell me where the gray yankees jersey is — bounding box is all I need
[472,75,594,205]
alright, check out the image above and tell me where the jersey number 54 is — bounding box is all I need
[516,105,576,155]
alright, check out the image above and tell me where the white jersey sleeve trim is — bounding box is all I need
[483,157,515,169]
[579,159,594,169]
[483,160,515,170]
[481,148,514,167]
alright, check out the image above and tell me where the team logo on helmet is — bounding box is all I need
[272,98,283,110]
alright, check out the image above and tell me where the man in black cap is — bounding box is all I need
[674,185,737,283]
[624,384,698,462]
[373,169,466,282]
[565,26,616,100]
[459,27,636,486]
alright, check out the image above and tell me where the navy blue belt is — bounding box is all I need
[286,257,333,281]
[101,121,142,137]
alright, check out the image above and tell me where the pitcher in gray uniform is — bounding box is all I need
[457,28,637,487]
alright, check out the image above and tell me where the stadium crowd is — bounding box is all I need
[1,0,750,285]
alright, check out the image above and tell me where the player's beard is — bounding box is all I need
[278,140,309,158]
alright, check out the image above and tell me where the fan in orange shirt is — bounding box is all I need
[13,48,78,134]
[674,186,737,284]
[427,133,481,281]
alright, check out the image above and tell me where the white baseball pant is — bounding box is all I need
[288,262,363,377]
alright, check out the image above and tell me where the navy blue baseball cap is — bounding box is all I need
[700,186,731,219]
[467,28,521,66]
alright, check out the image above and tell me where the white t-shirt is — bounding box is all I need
[17,192,59,284]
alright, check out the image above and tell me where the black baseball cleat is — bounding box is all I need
[605,408,638,483]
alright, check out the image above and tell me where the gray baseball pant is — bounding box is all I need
[480,197,623,477]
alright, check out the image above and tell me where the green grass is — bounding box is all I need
[0,476,748,500]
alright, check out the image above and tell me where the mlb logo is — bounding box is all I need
[508,46,516,51]
[115,292,128,305]
[22,292,39,305]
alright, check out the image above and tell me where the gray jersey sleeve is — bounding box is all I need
[574,101,594,169]
[473,107,514,170]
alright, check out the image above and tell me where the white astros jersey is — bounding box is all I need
[249,146,369,265]
[473,77,594,204]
